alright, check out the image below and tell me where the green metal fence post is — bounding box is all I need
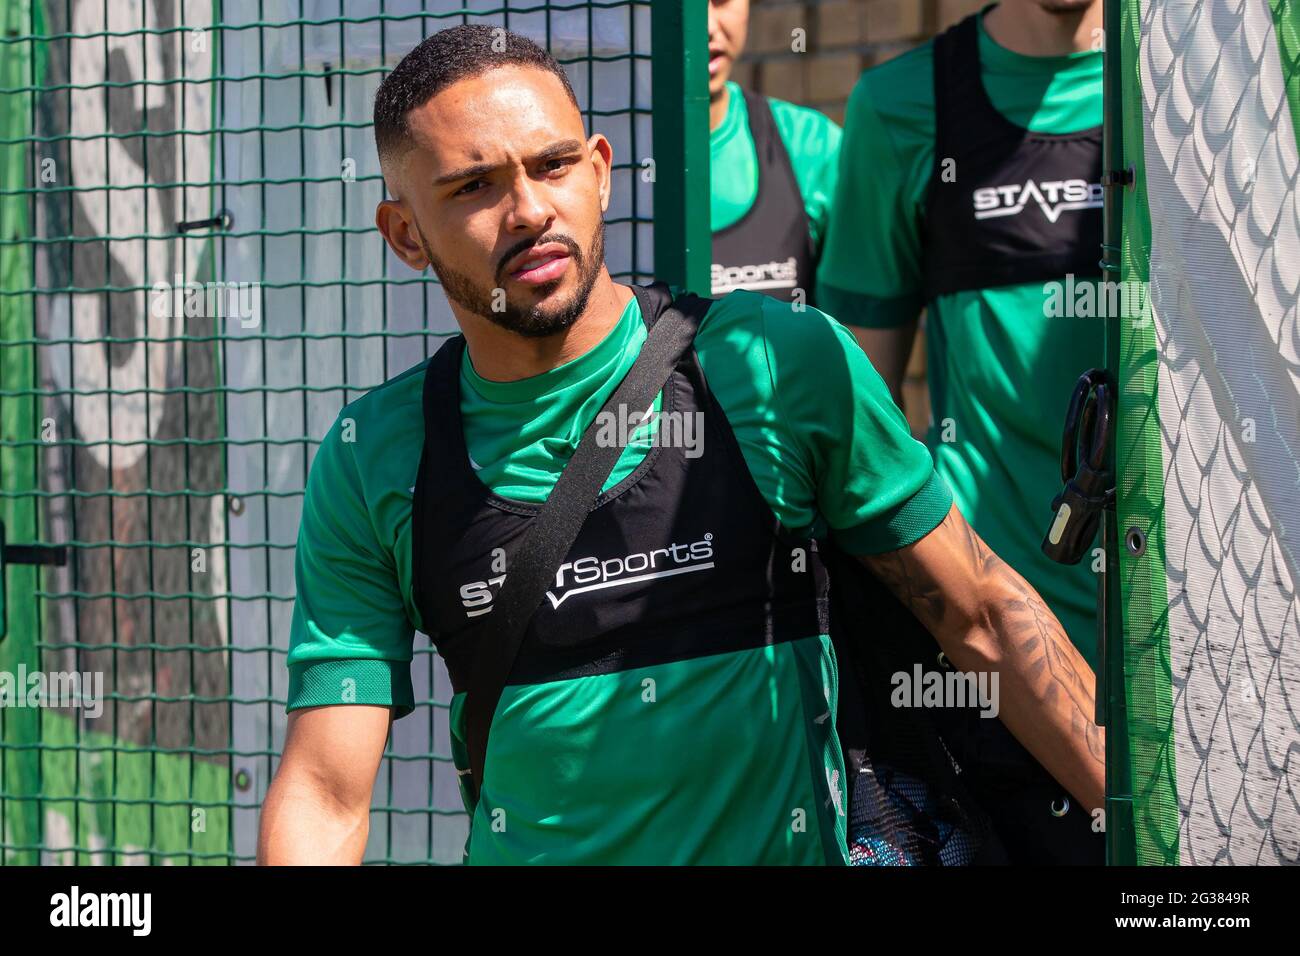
[0,0,40,867]
[650,0,711,294]
[1103,0,1137,866]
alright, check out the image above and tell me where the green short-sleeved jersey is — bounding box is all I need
[287,288,951,865]
[710,81,843,251]
[815,12,1104,667]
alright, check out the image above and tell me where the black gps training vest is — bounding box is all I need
[409,283,828,696]
[711,89,817,304]
[921,11,1104,300]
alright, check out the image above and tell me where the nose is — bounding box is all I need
[504,173,556,235]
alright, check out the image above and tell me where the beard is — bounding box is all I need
[417,222,605,339]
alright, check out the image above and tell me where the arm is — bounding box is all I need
[814,75,925,407]
[265,401,422,864]
[257,704,393,865]
[858,504,1105,814]
[849,322,918,407]
[747,282,1101,808]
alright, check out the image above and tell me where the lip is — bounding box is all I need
[505,243,572,285]
[708,50,727,76]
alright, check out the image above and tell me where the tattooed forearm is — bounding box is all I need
[991,555,1105,764]
[864,532,948,625]
[863,508,993,631]
[860,505,1106,806]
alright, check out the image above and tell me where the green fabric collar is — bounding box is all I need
[459,295,644,405]
[709,80,748,153]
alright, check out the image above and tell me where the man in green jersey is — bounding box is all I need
[257,25,1103,865]
[817,0,1107,671]
[708,0,841,303]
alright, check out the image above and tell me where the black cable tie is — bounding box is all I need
[2,543,67,567]
[177,210,232,233]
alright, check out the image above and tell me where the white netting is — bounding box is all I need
[1140,0,1300,864]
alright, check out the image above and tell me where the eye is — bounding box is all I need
[542,157,572,174]
[454,179,488,196]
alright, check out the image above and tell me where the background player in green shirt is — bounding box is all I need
[817,0,1106,671]
[708,0,841,302]
[257,25,1103,865]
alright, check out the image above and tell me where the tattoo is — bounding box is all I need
[863,510,1105,766]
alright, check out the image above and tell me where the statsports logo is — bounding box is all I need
[972,178,1103,224]
[711,257,798,295]
[458,534,716,618]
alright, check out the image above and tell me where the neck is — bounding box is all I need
[709,81,730,132]
[456,272,634,382]
[982,0,1102,56]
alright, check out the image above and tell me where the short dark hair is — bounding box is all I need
[373,24,580,167]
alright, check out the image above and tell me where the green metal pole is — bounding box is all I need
[650,0,711,295]
[1101,0,1136,866]
[0,0,41,866]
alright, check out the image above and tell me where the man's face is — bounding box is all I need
[376,64,611,337]
[707,0,750,99]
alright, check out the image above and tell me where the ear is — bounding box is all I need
[375,198,431,272]
[588,133,614,214]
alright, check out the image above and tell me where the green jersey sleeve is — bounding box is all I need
[697,292,951,554]
[761,298,952,552]
[286,410,417,717]
[815,47,936,328]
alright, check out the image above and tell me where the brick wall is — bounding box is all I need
[734,0,986,123]
[732,0,988,435]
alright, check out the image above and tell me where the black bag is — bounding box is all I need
[823,544,1103,865]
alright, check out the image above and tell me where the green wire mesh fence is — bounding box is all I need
[0,0,679,865]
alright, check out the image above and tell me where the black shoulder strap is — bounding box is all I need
[931,7,1000,160]
[461,283,713,805]
[740,88,778,157]
[931,12,970,170]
